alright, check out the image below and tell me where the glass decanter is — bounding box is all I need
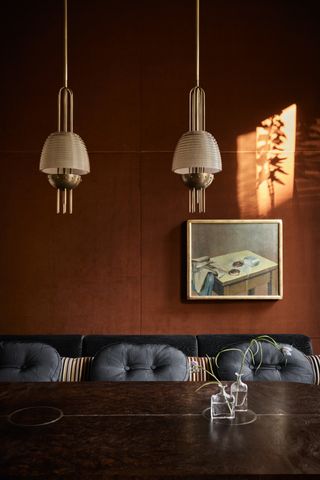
[211,384,235,419]
[230,373,248,412]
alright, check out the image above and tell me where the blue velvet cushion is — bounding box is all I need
[83,335,197,357]
[0,335,83,357]
[0,342,61,382]
[90,343,189,381]
[216,342,314,384]
[197,334,313,356]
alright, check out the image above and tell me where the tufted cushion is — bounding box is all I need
[83,335,197,357]
[58,356,208,382]
[90,343,189,381]
[197,334,313,356]
[0,342,61,382]
[216,342,314,384]
[0,335,83,357]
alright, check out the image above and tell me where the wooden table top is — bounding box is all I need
[208,250,278,286]
[1,381,320,478]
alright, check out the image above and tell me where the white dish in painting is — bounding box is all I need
[244,256,260,267]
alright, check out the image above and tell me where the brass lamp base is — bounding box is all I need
[47,173,81,214]
[181,172,214,190]
[181,172,214,213]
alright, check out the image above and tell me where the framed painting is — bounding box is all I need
[187,219,283,300]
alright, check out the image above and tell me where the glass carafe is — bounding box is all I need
[231,373,248,412]
[211,384,235,419]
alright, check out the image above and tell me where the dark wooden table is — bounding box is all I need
[1,381,320,478]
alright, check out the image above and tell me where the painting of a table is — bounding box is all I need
[187,220,283,300]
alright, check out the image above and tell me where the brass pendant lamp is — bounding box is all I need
[39,0,90,214]
[172,0,222,213]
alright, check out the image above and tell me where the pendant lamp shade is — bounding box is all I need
[172,0,222,213]
[39,0,90,214]
[40,132,90,175]
[172,130,221,175]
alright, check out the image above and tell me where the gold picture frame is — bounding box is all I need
[187,219,283,300]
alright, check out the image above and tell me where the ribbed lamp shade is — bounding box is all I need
[40,131,90,175]
[172,130,222,174]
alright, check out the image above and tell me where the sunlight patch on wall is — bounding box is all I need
[237,104,296,216]
[256,104,296,216]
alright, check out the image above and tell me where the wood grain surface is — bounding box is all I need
[1,381,320,478]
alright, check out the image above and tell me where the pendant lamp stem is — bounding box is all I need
[62,0,68,132]
[196,0,200,87]
[64,0,68,88]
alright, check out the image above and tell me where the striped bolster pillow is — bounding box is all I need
[59,357,93,382]
[188,356,212,382]
[307,355,320,385]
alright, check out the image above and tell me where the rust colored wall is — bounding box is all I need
[0,1,319,351]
